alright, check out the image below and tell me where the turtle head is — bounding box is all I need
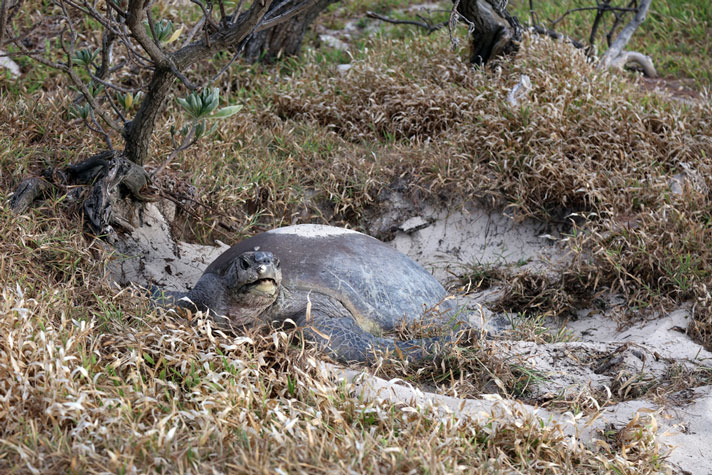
[220,250,282,327]
[225,250,282,298]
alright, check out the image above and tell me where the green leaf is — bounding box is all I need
[87,82,103,97]
[146,19,174,42]
[178,88,224,120]
[118,92,133,109]
[209,105,242,120]
[72,48,98,67]
[176,97,190,111]
[194,120,206,140]
[70,104,91,120]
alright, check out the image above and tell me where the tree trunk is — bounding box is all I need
[455,0,521,66]
[242,0,338,63]
[123,67,175,165]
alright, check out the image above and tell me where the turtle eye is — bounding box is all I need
[274,257,280,268]
[239,256,250,270]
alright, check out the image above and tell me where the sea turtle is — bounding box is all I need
[157,224,463,363]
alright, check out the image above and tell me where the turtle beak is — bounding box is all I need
[254,251,279,281]
[249,258,281,296]
[255,262,278,282]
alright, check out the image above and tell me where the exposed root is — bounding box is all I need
[8,176,51,213]
[9,151,151,235]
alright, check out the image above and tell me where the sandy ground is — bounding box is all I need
[112,201,712,474]
[0,50,21,78]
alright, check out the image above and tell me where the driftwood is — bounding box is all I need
[10,152,150,235]
[454,0,522,66]
[9,177,51,213]
[598,0,655,76]
[607,50,656,77]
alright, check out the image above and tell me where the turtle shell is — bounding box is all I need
[204,224,454,330]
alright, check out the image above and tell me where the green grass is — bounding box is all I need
[634,0,712,87]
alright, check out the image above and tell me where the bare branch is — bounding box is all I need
[96,30,116,79]
[209,49,242,85]
[103,89,127,124]
[0,0,9,45]
[64,0,124,35]
[229,0,246,24]
[105,0,127,20]
[606,0,636,47]
[599,0,652,72]
[57,0,78,53]
[217,0,227,25]
[260,0,294,21]
[9,41,69,69]
[116,31,154,68]
[2,18,42,45]
[366,11,446,34]
[588,0,608,50]
[0,0,25,45]
[256,0,320,32]
[125,0,169,66]
[190,0,219,30]
[85,110,115,150]
[529,23,585,49]
[528,0,536,27]
[59,0,150,72]
[152,125,197,177]
[66,66,124,132]
[172,0,273,70]
[169,62,199,90]
[181,17,205,48]
[550,5,636,28]
[55,14,124,134]
[146,8,161,46]
[87,67,135,93]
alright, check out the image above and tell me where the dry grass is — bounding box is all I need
[0,217,667,472]
[271,34,711,219]
[373,324,539,400]
[0,292,667,473]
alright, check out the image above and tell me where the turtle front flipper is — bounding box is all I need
[297,311,451,364]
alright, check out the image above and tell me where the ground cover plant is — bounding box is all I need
[2,0,712,472]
